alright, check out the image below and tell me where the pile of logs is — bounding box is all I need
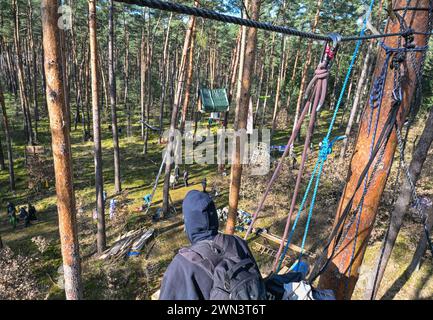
[99,228,154,261]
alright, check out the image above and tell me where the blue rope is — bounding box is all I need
[276,160,322,272]
[276,136,346,271]
[276,0,376,272]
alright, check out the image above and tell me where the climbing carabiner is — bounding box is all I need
[328,32,342,50]
[323,33,341,67]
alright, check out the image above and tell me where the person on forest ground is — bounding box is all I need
[201,178,207,193]
[183,170,189,187]
[19,207,28,220]
[174,165,180,184]
[24,212,31,227]
[19,207,30,227]
[28,203,38,221]
[170,174,176,190]
[7,202,17,230]
[159,190,266,300]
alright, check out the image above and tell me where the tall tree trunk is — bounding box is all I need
[0,133,5,170]
[233,18,249,130]
[338,76,355,129]
[142,11,160,154]
[159,13,172,140]
[253,45,265,124]
[260,33,275,128]
[284,41,301,127]
[291,0,322,139]
[180,2,198,132]
[225,0,260,234]
[89,0,106,253]
[108,0,121,193]
[41,0,82,299]
[271,36,287,136]
[98,50,109,122]
[0,83,15,190]
[364,106,433,300]
[12,0,34,145]
[27,0,39,141]
[123,11,132,137]
[40,47,48,115]
[162,6,196,216]
[140,27,146,141]
[339,41,375,161]
[59,21,70,129]
[318,2,432,299]
[70,3,82,131]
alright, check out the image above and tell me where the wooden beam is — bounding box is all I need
[255,229,316,258]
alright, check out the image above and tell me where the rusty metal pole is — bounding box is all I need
[225,0,260,235]
[41,0,83,299]
[318,0,431,299]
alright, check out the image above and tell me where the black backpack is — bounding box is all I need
[179,233,266,300]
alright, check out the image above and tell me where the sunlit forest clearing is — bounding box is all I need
[1,0,433,300]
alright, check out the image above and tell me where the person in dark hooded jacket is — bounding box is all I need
[159,190,261,300]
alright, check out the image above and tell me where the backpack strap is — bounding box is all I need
[226,258,255,280]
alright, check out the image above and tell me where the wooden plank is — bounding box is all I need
[25,145,45,155]
[255,229,316,258]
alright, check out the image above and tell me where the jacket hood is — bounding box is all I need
[182,190,219,244]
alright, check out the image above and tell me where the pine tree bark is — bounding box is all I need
[12,0,34,145]
[271,36,287,136]
[180,2,198,132]
[225,0,260,234]
[159,13,172,140]
[233,16,249,130]
[339,41,375,162]
[0,133,5,170]
[284,41,301,127]
[89,0,106,253]
[0,83,15,190]
[140,27,146,141]
[122,11,132,137]
[318,2,431,299]
[41,0,82,299]
[27,0,39,141]
[259,33,275,128]
[291,0,322,139]
[108,0,121,193]
[162,7,196,216]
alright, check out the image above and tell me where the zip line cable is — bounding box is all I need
[114,0,432,42]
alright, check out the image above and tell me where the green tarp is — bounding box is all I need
[199,88,229,113]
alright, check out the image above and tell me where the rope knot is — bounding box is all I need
[403,28,415,47]
[391,51,406,69]
[319,136,346,161]
[319,138,332,161]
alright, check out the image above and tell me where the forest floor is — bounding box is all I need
[1,93,432,300]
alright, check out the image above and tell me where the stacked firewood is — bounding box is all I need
[99,228,154,261]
